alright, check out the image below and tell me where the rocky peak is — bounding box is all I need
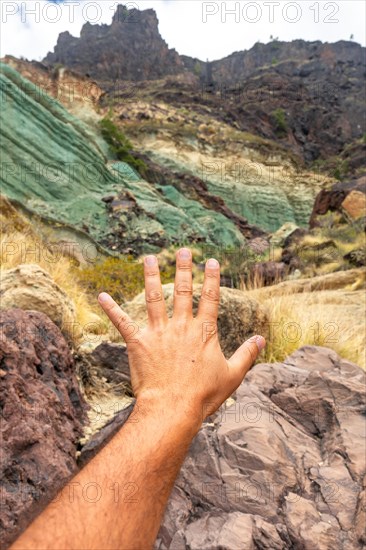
[44,4,184,83]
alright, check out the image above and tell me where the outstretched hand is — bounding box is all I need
[98,248,265,423]
[10,249,266,550]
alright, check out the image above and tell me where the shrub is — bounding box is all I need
[99,117,147,176]
[272,108,288,136]
[77,256,176,304]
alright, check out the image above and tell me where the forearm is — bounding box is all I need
[11,398,201,550]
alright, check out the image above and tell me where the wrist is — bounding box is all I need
[134,390,203,437]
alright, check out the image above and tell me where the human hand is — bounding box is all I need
[98,248,265,428]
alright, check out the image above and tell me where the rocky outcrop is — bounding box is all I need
[75,341,132,395]
[42,5,365,164]
[0,264,76,333]
[125,284,268,357]
[2,55,103,115]
[252,261,287,285]
[0,309,88,548]
[310,176,366,228]
[249,267,365,298]
[44,6,184,85]
[157,346,366,549]
[0,61,252,251]
[3,337,365,549]
[341,190,366,221]
[198,40,365,163]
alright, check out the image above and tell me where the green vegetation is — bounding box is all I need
[272,108,288,136]
[77,256,176,304]
[193,62,202,77]
[99,117,147,176]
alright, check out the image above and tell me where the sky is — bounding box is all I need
[0,0,365,63]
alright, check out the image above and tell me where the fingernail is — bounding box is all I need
[98,292,112,304]
[207,258,219,268]
[254,335,266,352]
[179,248,191,259]
[145,255,157,266]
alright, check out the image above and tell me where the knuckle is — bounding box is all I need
[202,287,220,302]
[115,313,128,330]
[175,282,193,296]
[108,303,122,317]
[177,263,192,271]
[145,269,160,278]
[146,289,163,303]
[206,270,219,279]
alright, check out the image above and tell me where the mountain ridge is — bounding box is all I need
[42,4,366,166]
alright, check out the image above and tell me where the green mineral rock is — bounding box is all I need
[0,63,246,252]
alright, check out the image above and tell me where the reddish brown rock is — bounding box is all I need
[251,261,287,285]
[310,177,366,228]
[341,190,366,220]
[0,309,88,548]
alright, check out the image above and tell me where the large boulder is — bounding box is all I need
[0,309,88,548]
[310,177,366,228]
[125,284,269,357]
[157,346,366,549]
[341,190,366,221]
[270,222,299,247]
[0,264,76,333]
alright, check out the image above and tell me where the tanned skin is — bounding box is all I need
[11,248,265,550]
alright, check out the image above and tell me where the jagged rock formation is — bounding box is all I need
[310,176,366,227]
[44,5,184,83]
[0,309,88,549]
[43,5,366,165]
[158,346,366,549]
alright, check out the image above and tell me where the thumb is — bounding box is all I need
[228,335,266,383]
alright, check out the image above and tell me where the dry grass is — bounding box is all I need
[253,290,366,369]
[0,231,109,339]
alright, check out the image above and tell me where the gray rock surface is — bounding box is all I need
[157,346,366,550]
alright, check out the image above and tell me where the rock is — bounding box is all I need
[125,284,268,357]
[250,267,365,299]
[270,222,299,247]
[247,237,270,254]
[157,346,366,549]
[341,190,366,220]
[0,309,88,548]
[44,6,184,85]
[0,264,76,333]
[282,227,308,249]
[310,177,366,228]
[251,261,287,285]
[44,7,365,165]
[344,248,366,267]
[89,342,131,386]
[78,403,134,468]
